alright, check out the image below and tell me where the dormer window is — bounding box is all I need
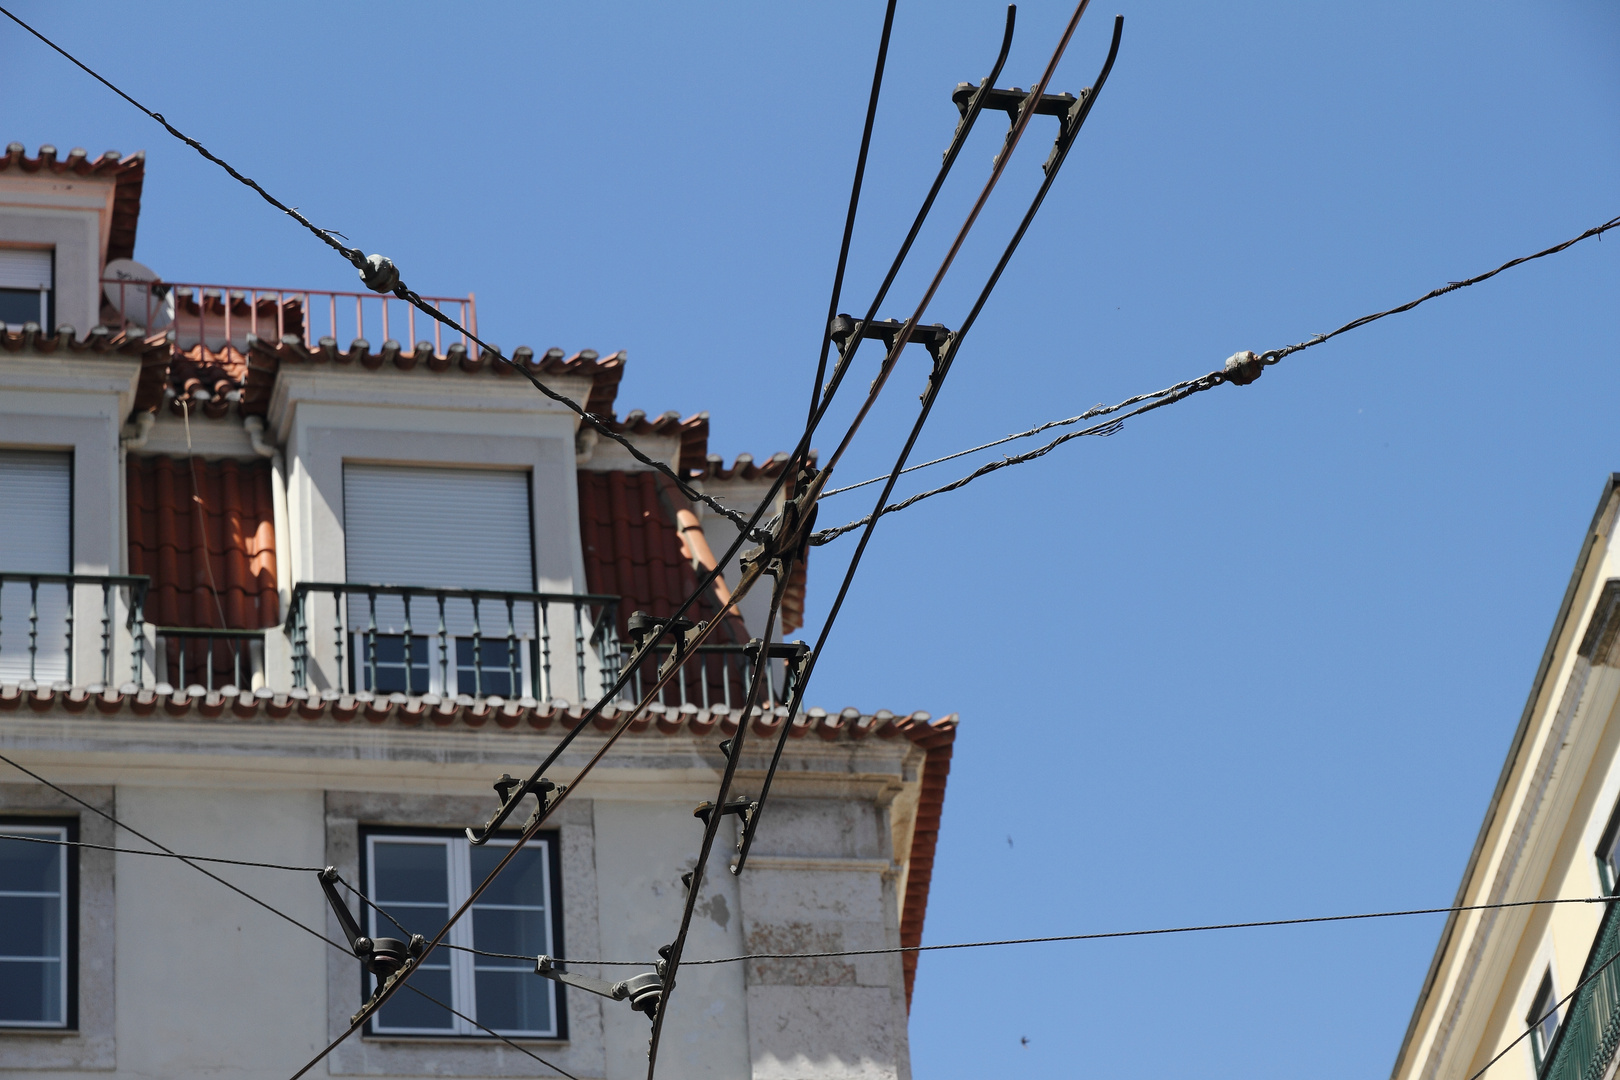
[0,248,52,332]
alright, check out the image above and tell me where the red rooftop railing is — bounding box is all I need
[100,278,477,357]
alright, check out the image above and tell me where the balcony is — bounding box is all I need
[1538,891,1620,1079]
[0,573,148,688]
[100,277,477,356]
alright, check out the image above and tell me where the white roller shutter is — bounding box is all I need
[0,451,71,682]
[0,249,52,290]
[343,465,534,636]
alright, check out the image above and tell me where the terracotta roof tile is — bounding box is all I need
[127,456,278,631]
[0,144,145,261]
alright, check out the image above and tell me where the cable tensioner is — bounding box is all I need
[534,953,666,1024]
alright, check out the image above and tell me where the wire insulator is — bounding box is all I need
[358,254,400,294]
[1224,350,1263,385]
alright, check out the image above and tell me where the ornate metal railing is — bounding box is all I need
[621,642,783,710]
[286,583,621,701]
[0,573,148,686]
[1539,894,1620,1080]
[154,628,266,693]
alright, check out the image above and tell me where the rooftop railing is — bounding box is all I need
[100,277,477,357]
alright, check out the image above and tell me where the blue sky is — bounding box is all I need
[7,1,1618,1076]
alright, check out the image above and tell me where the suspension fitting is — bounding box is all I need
[318,867,425,1022]
[740,465,820,582]
[465,772,564,846]
[535,953,665,1024]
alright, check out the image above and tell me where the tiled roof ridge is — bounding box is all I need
[0,682,955,745]
[0,323,165,357]
[690,449,813,482]
[0,143,144,261]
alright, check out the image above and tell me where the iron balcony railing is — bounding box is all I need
[154,628,267,694]
[622,642,784,711]
[100,277,477,357]
[287,583,621,702]
[0,573,148,687]
[1539,892,1620,1080]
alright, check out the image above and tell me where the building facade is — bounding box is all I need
[0,143,954,1080]
[1393,476,1620,1080]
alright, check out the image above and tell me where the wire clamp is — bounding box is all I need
[694,797,754,829]
[357,253,400,294]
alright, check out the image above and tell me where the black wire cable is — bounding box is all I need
[737,10,1119,877]
[0,751,349,951]
[808,0,899,423]
[644,574,792,1077]
[400,983,580,1080]
[1463,946,1620,1080]
[0,831,326,871]
[810,211,1620,544]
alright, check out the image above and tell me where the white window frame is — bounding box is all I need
[348,631,535,699]
[363,832,558,1038]
[0,823,71,1029]
[1528,966,1561,1070]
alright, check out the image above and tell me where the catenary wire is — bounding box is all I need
[0,4,767,546]
[425,893,1620,966]
[810,211,1620,544]
[400,983,580,1080]
[647,11,1093,1074]
[644,573,792,1077]
[0,831,324,871]
[0,751,348,952]
[737,11,1121,877]
[809,0,899,423]
[291,14,1057,1068]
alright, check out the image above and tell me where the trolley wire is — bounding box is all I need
[810,211,1620,545]
[809,0,899,423]
[0,830,325,871]
[738,10,1121,879]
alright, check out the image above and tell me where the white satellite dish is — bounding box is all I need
[102,258,174,331]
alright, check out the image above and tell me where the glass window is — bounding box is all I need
[0,248,52,333]
[363,830,561,1039]
[1528,969,1560,1070]
[0,821,73,1028]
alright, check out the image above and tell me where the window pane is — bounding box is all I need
[0,896,60,957]
[0,959,60,1024]
[474,968,553,1034]
[470,844,547,908]
[456,637,522,698]
[372,842,448,906]
[356,635,431,696]
[373,964,454,1032]
[472,908,548,961]
[0,837,61,892]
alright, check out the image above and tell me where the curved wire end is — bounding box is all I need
[996,7,1017,73]
[1098,15,1123,85]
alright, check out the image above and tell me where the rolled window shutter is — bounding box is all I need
[0,451,71,681]
[342,465,534,635]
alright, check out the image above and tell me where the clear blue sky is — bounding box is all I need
[7,1,1618,1076]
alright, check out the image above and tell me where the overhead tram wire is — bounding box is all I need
[643,571,795,1077]
[648,9,1104,1073]
[0,757,580,1079]
[809,211,1620,546]
[0,6,971,1065]
[808,0,899,423]
[736,9,1121,878]
[282,11,1057,1071]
